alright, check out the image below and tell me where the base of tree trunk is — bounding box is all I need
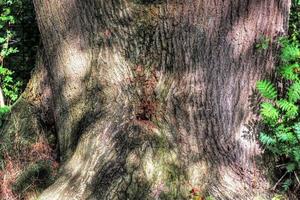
[1,0,292,199]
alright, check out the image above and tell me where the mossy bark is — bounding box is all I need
[0,49,57,198]
[6,0,292,199]
[0,49,55,152]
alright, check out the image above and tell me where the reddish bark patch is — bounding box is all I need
[133,65,159,121]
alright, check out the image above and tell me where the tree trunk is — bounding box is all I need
[0,87,4,107]
[27,0,291,199]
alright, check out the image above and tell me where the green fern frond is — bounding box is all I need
[256,80,277,99]
[281,43,300,63]
[275,125,297,143]
[255,5,300,192]
[280,63,300,81]
[294,122,300,139]
[276,99,298,118]
[0,106,10,119]
[282,179,293,191]
[275,124,292,134]
[293,148,300,162]
[288,81,300,102]
[260,102,279,123]
[277,132,297,143]
[260,132,276,146]
[286,163,296,172]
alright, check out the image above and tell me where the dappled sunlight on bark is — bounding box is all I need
[26,0,294,199]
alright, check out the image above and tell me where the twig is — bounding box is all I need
[295,172,300,184]
[275,164,286,168]
[294,172,300,187]
[272,172,288,190]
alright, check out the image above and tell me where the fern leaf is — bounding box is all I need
[293,147,300,162]
[294,122,300,140]
[288,81,300,102]
[282,179,293,191]
[281,43,300,63]
[286,163,296,172]
[277,132,297,143]
[260,132,276,146]
[256,80,277,99]
[260,102,279,123]
[275,124,292,134]
[275,125,297,143]
[276,99,298,118]
[280,63,300,81]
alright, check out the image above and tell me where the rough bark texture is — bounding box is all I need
[0,49,55,160]
[0,88,4,107]
[23,0,291,199]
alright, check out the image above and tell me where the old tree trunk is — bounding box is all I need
[3,0,293,199]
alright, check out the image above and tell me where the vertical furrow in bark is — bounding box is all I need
[31,0,292,199]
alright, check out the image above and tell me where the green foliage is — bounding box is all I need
[280,63,299,81]
[276,99,298,119]
[259,132,276,146]
[260,102,279,123]
[294,0,300,5]
[256,5,300,191]
[256,80,277,99]
[290,1,300,42]
[288,81,300,103]
[256,36,271,50]
[256,24,300,192]
[0,105,10,127]
[8,0,39,81]
[282,179,293,191]
[0,0,21,104]
[280,43,300,63]
[0,105,9,118]
[0,0,38,105]
[0,66,21,102]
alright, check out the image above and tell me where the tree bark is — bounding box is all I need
[26,0,292,199]
[0,87,4,107]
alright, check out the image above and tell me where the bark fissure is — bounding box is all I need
[25,0,294,199]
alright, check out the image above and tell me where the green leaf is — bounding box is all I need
[260,102,279,123]
[282,179,293,191]
[0,105,10,119]
[280,63,300,81]
[293,148,300,162]
[288,81,300,102]
[277,131,297,143]
[259,132,276,146]
[256,80,277,99]
[281,43,300,63]
[294,122,300,140]
[286,163,296,172]
[0,37,6,44]
[276,99,298,118]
